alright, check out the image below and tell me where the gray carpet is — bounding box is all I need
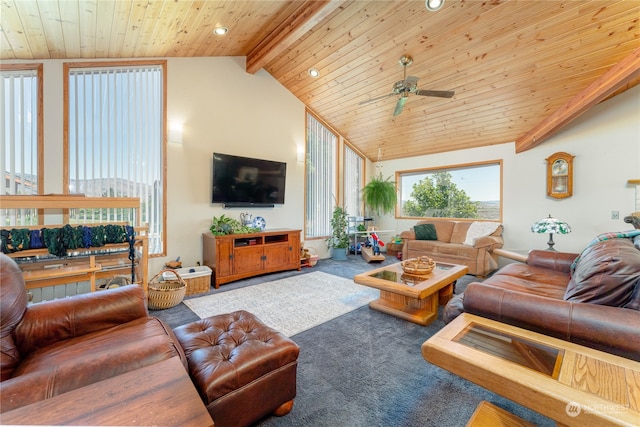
[152,256,553,427]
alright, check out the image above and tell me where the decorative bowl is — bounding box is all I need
[401,256,435,276]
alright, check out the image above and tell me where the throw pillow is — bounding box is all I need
[414,223,437,241]
[564,238,640,309]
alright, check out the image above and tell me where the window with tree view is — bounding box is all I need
[398,161,502,221]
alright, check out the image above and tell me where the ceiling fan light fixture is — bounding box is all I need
[425,0,445,12]
[213,26,228,36]
[308,68,320,78]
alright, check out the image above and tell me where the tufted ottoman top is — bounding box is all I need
[173,310,300,403]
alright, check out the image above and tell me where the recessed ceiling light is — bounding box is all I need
[213,27,228,35]
[308,68,320,78]
[425,0,445,12]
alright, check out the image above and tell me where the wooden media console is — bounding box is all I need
[203,229,301,288]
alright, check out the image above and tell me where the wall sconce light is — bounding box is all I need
[297,147,305,163]
[426,0,445,12]
[168,122,183,144]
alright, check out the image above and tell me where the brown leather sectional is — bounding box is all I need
[0,253,299,426]
[444,237,640,361]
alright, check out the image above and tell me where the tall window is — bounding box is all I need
[343,143,364,218]
[305,112,337,239]
[65,61,166,255]
[1,64,43,226]
[398,161,502,221]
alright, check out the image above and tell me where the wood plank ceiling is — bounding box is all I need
[2,0,639,161]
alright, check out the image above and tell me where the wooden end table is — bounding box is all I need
[354,261,468,325]
[1,357,214,426]
[422,313,640,427]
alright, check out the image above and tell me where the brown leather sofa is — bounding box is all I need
[0,253,299,426]
[400,219,503,277]
[444,237,640,361]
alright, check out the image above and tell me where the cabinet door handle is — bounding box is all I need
[261,255,267,261]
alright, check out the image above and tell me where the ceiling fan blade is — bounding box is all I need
[393,97,407,116]
[415,89,455,98]
[358,93,395,105]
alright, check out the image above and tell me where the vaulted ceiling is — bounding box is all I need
[2,0,639,161]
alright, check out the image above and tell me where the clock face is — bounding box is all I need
[552,159,568,175]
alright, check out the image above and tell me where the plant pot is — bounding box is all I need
[332,247,348,260]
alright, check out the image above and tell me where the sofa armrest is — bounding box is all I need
[400,229,415,241]
[462,283,640,361]
[527,250,577,274]
[473,235,503,251]
[14,284,149,356]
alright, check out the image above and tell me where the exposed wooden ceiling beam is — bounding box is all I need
[515,47,640,153]
[245,0,343,74]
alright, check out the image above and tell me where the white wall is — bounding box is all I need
[164,57,306,273]
[376,86,640,254]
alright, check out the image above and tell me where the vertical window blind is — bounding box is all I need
[343,144,364,218]
[1,67,40,226]
[66,64,165,255]
[305,113,337,239]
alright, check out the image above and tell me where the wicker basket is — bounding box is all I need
[401,256,436,276]
[148,269,187,310]
[162,266,212,296]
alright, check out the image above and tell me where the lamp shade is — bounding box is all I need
[531,215,571,235]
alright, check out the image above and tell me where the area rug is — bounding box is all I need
[183,271,379,337]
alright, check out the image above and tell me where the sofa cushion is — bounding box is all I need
[483,263,569,299]
[417,220,454,242]
[414,223,437,240]
[564,238,640,309]
[450,222,471,244]
[11,317,184,400]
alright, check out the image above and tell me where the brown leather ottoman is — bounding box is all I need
[173,310,300,427]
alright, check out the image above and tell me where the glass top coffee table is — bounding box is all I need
[354,261,468,325]
[423,313,640,426]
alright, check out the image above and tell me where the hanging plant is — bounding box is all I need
[362,173,398,217]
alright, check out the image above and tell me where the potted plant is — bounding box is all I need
[327,205,349,260]
[362,173,398,217]
[210,214,259,236]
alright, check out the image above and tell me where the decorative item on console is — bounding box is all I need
[252,216,267,231]
[240,212,253,226]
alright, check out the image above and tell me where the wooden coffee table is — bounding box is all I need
[354,261,468,325]
[422,313,640,427]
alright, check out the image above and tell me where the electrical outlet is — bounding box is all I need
[611,211,619,220]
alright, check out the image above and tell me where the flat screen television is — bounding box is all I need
[212,152,286,207]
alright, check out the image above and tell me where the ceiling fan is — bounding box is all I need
[359,55,454,116]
